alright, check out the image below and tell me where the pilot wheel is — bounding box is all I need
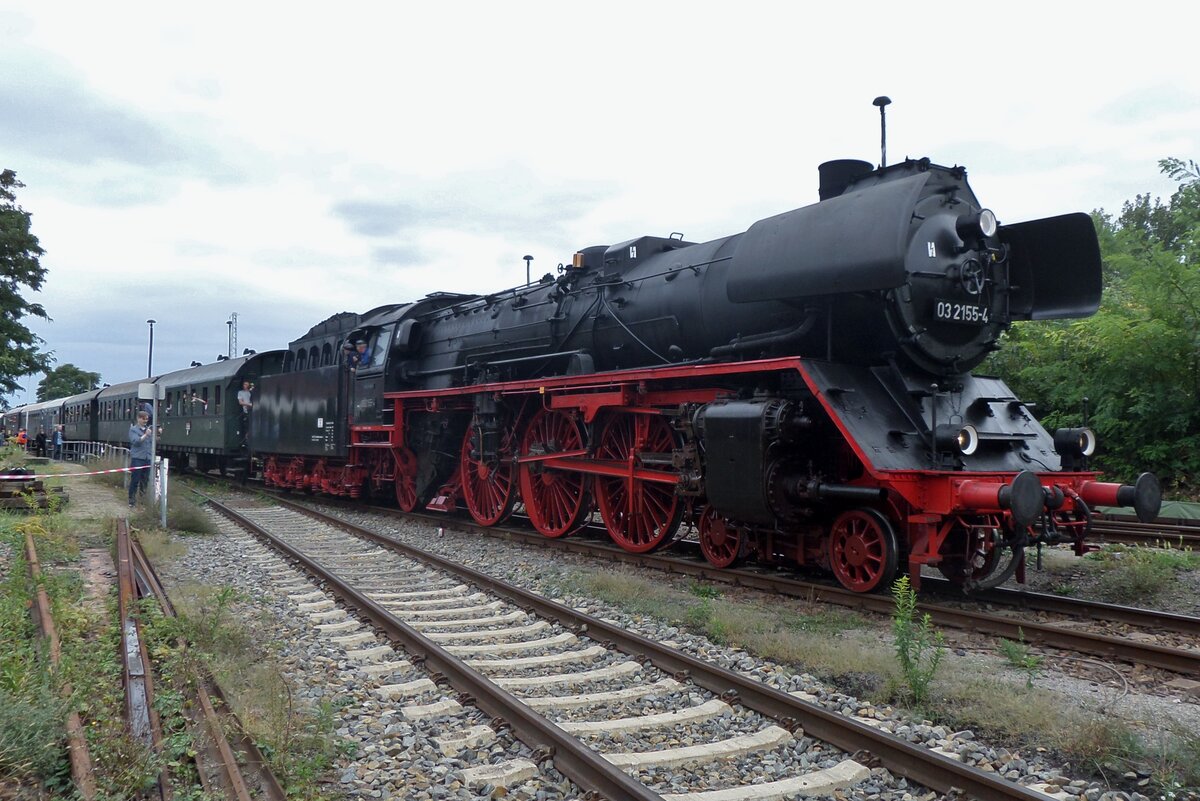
[827,508,900,593]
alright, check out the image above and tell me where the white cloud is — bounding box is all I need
[3,0,1199,402]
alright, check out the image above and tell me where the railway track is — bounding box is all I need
[250,491,1200,677]
[1090,515,1200,548]
[125,523,287,801]
[196,487,1086,801]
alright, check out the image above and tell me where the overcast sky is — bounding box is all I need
[3,2,1197,406]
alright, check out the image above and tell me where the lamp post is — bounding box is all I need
[523,254,533,286]
[146,319,156,377]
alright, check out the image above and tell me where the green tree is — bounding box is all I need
[0,169,51,403]
[986,158,1200,495]
[36,364,101,402]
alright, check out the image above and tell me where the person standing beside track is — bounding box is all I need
[128,411,153,507]
[52,425,63,460]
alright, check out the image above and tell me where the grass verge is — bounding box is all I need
[1083,544,1200,604]
[545,563,1200,794]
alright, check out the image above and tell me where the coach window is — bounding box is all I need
[202,387,209,414]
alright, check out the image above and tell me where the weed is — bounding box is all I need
[1050,583,1078,596]
[162,581,339,798]
[996,630,1042,687]
[689,582,721,599]
[1142,723,1200,797]
[890,575,945,705]
[1085,544,1199,603]
[130,490,216,535]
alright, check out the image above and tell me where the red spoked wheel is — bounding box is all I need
[460,423,518,526]
[698,506,745,568]
[518,409,590,538]
[594,414,683,553]
[393,447,419,512]
[827,508,899,593]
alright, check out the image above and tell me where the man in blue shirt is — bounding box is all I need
[52,426,64,460]
[351,339,372,370]
[128,411,153,507]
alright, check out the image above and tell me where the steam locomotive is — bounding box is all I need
[252,154,1162,592]
[14,155,1162,593]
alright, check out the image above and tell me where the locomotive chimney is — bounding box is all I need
[818,159,873,201]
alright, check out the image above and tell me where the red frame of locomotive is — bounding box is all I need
[262,356,1124,590]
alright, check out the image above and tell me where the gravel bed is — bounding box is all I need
[154,511,581,801]
[0,539,12,582]
[632,737,870,795]
[316,503,1182,800]
[1005,545,1200,616]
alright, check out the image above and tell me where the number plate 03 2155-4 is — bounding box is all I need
[933,299,990,325]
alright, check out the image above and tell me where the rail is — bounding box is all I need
[24,530,96,800]
[116,519,171,800]
[298,498,1200,676]
[203,489,1057,801]
[128,528,286,801]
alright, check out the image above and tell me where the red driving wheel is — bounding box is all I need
[594,414,683,553]
[518,409,590,537]
[393,447,419,512]
[698,506,745,568]
[827,508,899,593]
[460,423,518,526]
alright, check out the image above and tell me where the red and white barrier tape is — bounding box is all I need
[0,464,151,480]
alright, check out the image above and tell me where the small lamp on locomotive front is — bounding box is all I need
[935,423,980,456]
[1053,427,1097,458]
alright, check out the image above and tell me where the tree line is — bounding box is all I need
[984,158,1200,497]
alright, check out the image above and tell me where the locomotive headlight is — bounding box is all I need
[956,209,999,241]
[956,424,980,455]
[1054,427,1097,458]
[936,423,980,456]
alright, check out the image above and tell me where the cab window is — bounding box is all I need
[358,326,392,374]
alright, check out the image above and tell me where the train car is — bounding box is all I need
[16,399,62,444]
[253,155,1160,593]
[2,406,23,438]
[62,389,101,444]
[252,298,478,497]
[252,311,362,491]
[96,379,154,447]
[158,351,285,472]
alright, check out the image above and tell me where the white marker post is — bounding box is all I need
[138,382,167,526]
